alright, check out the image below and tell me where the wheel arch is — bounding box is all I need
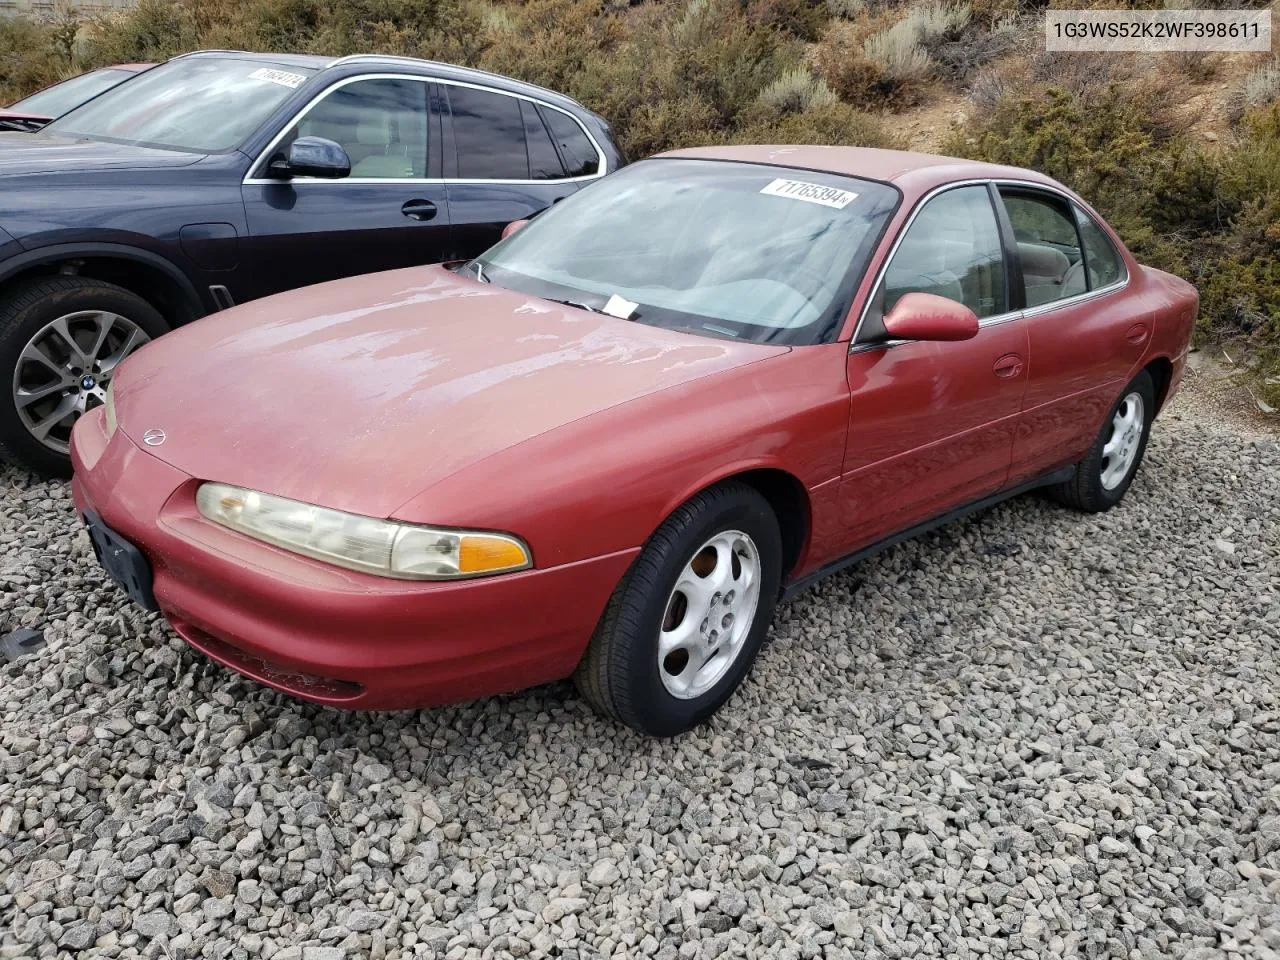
[659,464,813,582]
[1144,355,1174,414]
[0,243,205,327]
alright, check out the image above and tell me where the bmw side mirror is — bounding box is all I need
[501,219,530,240]
[269,136,351,180]
[883,292,979,342]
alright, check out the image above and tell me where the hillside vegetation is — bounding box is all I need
[3,0,1278,402]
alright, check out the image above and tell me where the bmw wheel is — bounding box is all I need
[0,276,167,477]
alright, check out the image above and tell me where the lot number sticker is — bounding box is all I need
[759,178,858,209]
[248,68,308,89]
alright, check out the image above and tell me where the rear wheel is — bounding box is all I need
[575,482,782,737]
[1049,369,1155,513]
[0,277,167,477]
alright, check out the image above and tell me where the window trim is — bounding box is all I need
[998,184,1089,305]
[243,72,608,187]
[850,177,1131,353]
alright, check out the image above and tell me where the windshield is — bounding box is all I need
[44,58,315,153]
[10,68,135,118]
[472,158,899,345]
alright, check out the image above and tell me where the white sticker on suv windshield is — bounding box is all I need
[248,68,307,89]
[759,178,858,209]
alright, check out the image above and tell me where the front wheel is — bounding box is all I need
[0,277,167,477]
[574,482,782,737]
[1049,369,1156,513]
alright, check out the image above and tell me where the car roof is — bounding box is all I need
[174,50,595,115]
[178,50,336,70]
[657,145,1070,200]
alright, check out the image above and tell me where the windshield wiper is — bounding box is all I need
[470,261,489,283]
[544,296,601,313]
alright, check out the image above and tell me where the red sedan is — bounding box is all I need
[0,64,152,132]
[69,146,1197,736]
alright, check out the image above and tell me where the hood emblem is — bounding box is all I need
[142,428,167,447]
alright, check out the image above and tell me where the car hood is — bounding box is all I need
[116,265,786,518]
[0,132,204,178]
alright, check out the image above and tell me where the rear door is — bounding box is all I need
[840,183,1028,552]
[440,82,606,259]
[996,187,1142,483]
[240,75,450,300]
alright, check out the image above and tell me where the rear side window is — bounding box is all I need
[447,85,529,179]
[1075,208,1126,289]
[1000,191,1085,306]
[522,100,565,180]
[541,106,599,178]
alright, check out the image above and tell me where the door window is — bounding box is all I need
[1075,208,1126,289]
[1000,192,1086,306]
[541,106,600,178]
[522,100,565,180]
[293,78,428,179]
[882,185,1006,319]
[447,85,530,180]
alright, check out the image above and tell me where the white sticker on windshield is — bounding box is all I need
[759,178,858,209]
[248,68,307,89]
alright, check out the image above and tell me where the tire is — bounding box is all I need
[1049,369,1156,513]
[0,276,168,478]
[574,482,782,737]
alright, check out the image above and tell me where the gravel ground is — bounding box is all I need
[1,400,1278,960]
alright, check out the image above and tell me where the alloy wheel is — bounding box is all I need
[1100,391,1145,490]
[12,310,149,455]
[658,530,761,700]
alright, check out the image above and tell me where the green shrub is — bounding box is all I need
[758,68,839,114]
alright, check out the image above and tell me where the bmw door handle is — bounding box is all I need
[993,353,1024,379]
[401,199,438,222]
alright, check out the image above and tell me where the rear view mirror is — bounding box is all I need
[882,292,979,342]
[501,219,530,240]
[270,136,351,180]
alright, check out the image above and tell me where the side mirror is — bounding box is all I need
[882,292,979,342]
[501,219,530,240]
[269,136,350,180]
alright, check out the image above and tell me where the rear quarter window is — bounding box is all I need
[540,106,599,178]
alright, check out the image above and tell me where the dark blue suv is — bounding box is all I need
[0,50,624,476]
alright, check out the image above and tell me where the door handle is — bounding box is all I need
[401,199,438,221]
[1125,322,1150,344]
[993,353,1024,378]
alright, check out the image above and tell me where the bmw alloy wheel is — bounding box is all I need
[13,310,149,454]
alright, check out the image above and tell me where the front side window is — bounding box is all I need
[1075,208,1125,289]
[290,78,428,179]
[447,86,529,180]
[44,58,316,153]
[1001,191,1086,307]
[881,185,1006,319]
[470,158,899,345]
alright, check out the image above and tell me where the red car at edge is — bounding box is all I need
[69,146,1197,736]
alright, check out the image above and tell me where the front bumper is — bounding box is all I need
[70,410,637,710]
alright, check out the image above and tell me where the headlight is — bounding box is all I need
[103,381,117,439]
[195,483,531,580]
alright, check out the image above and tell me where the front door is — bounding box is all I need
[240,76,451,301]
[839,184,1028,551]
